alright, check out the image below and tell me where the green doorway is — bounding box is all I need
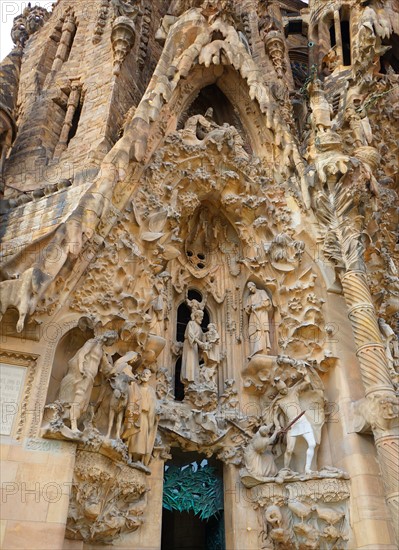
[161,452,225,550]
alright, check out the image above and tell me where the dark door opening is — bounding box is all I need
[161,452,225,550]
[161,510,224,550]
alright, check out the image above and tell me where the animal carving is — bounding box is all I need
[287,500,314,523]
[315,505,345,526]
[106,373,133,440]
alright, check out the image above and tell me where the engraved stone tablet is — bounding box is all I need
[0,363,26,436]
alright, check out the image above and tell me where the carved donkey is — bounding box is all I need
[106,373,133,440]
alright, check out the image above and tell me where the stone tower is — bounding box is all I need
[0,1,398,549]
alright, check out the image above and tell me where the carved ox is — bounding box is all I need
[106,373,133,440]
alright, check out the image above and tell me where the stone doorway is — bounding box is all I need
[161,452,225,550]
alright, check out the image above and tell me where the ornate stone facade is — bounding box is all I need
[0,0,398,549]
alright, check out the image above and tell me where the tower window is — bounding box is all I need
[67,96,83,145]
[329,23,336,48]
[340,20,351,66]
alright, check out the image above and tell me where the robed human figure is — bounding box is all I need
[181,309,208,385]
[245,282,272,358]
[122,369,158,466]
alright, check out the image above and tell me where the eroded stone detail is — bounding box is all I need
[1,0,398,547]
[66,449,147,543]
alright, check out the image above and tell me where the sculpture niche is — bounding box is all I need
[42,331,160,470]
[180,293,221,407]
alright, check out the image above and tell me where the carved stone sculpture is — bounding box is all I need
[203,323,220,368]
[245,282,272,358]
[95,351,140,440]
[308,79,333,134]
[243,424,279,480]
[378,318,399,386]
[58,331,118,432]
[122,369,158,466]
[181,308,208,385]
[11,5,49,47]
[66,449,147,543]
[272,378,319,474]
[248,477,350,549]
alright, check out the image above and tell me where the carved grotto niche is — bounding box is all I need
[40,316,168,543]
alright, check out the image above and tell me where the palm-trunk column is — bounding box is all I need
[341,269,399,542]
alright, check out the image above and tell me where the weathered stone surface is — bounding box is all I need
[0,0,398,548]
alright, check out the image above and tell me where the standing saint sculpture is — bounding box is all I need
[181,309,209,385]
[245,282,272,358]
[58,330,118,432]
[122,368,158,466]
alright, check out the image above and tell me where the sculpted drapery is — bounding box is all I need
[245,282,272,358]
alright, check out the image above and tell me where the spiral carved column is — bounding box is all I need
[341,270,399,542]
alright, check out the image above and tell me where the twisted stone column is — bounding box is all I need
[341,270,399,542]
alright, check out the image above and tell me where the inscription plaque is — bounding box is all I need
[0,363,27,436]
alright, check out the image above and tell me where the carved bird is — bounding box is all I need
[293,523,319,549]
[314,505,345,526]
[287,500,314,523]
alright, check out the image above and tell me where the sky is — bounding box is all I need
[0,0,54,61]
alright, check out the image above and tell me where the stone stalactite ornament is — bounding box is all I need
[264,29,286,78]
[111,16,136,75]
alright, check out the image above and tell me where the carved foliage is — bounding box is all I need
[66,449,147,543]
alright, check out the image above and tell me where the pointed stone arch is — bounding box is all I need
[120,8,286,164]
[170,64,273,157]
